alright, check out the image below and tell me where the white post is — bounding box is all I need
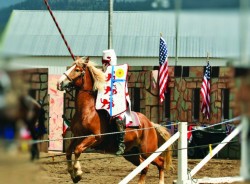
[240,116,250,180]
[190,124,242,177]
[177,122,189,184]
[119,132,180,184]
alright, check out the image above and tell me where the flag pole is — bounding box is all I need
[201,54,211,121]
[207,52,210,64]
[158,33,162,124]
[158,33,170,123]
[240,0,248,65]
[175,0,181,66]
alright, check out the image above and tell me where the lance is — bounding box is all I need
[43,0,75,61]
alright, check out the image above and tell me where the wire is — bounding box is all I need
[2,116,241,147]
[31,116,241,144]
[37,140,240,164]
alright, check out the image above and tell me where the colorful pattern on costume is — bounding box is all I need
[96,64,128,117]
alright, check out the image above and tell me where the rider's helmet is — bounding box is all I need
[102,49,117,72]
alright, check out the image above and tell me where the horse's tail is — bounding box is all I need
[153,123,172,171]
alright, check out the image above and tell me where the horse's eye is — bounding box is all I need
[75,69,80,72]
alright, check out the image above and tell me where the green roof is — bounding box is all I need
[1,10,249,59]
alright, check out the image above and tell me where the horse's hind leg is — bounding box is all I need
[140,145,165,184]
[138,157,149,184]
[151,156,165,184]
[124,154,149,184]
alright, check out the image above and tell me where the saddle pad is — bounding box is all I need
[125,111,140,128]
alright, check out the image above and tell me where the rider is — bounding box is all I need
[101,49,132,155]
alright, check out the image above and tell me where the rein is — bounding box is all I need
[64,64,95,95]
[77,70,95,95]
[78,89,96,95]
[63,73,73,82]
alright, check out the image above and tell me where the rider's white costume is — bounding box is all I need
[96,49,132,124]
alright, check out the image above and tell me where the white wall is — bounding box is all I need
[1,56,230,75]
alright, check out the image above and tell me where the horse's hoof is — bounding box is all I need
[72,175,82,183]
[76,170,83,176]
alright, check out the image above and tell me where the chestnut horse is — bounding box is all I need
[57,57,172,184]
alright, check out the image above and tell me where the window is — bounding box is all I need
[222,89,230,120]
[164,89,171,119]
[211,67,219,78]
[174,66,182,77]
[29,89,36,99]
[192,88,200,122]
[130,88,140,112]
[182,66,189,77]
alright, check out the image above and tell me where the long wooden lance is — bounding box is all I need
[43,0,75,61]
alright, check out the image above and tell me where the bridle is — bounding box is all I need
[63,72,74,82]
[63,63,94,94]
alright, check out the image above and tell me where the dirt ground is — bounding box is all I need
[0,148,246,184]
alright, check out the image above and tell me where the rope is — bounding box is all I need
[189,116,241,133]
[37,140,239,163]
[43,0,75,61]
[4,116,240,146]
[30,122,181,144]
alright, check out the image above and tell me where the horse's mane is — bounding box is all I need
[75,58,105,91]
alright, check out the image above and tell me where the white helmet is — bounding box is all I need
[102,49,117,71]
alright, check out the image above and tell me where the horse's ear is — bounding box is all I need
[76,56,80,60]
[85,57,89,63]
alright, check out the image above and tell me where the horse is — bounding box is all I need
[57,57,172,184]
[0,94,46,160]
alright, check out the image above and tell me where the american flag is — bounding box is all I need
[200,62,211,119]
[159,37,169,103]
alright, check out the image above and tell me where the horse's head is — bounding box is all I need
[57,57,105,92]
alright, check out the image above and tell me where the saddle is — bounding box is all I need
[125,111,140,128]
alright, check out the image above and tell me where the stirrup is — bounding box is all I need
[115,144,125,155]
[116,148,125,155]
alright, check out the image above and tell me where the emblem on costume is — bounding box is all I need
[116,69,124,78]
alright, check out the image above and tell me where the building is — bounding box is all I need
[0,10,248,152]
[1,10,249,70]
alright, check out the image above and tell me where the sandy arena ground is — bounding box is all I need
[0,148,247,184]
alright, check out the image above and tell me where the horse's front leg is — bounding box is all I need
[66,139,76,181]
[73,136,99,183]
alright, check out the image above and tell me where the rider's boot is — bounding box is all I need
[115,118,126,155]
